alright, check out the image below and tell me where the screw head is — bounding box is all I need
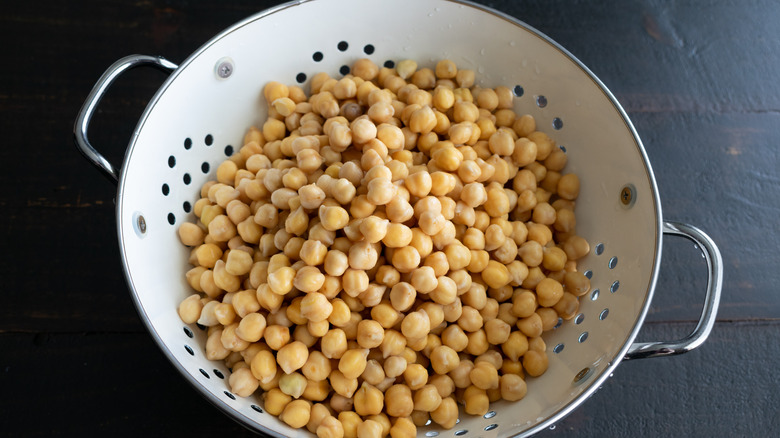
[620,184,636,207]
[215,57,234,79]
[137,215,147,233]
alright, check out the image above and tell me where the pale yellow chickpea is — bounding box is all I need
[536,277,564,307]
[502,331,529,362]
[276,340,308,374]
[353,382,384,417]
[469,360,499,390]
[463,385,490,416]
[337,411,362,438]
[356,319,385,349]
[321,328,348,359]
[279,372,308,399]
[348,240,379,271]
[280,399,311,428]
[379,355,406,379]
[369,302,400,329]
[384,384,414,418]
[178,223,205,247]
[399,310,430,341]
[178,294,203,324]
[329,370,358,398]
[404,170,432,198]
[391,246,421,273]
[319,205,350,231]
[481,260,511,289]
[429,276,457,305]
[523,349,549,377]
[228,366,259,397]
[342,268,369,297]
[306,403,331,434]
[484,318,511,345]
[264,387,292,416]
[389,282,416,312]
[440,324,469,352]
[430,396,458,429]
[460,182,487,208]
[356,419,382,438]
[389,417,416,438]
[316,416,344,438]
[338,348,369,379]
[299,350,331,382]
[323,250,349,277]
[430,345,460,375]
[554,291,580,320]
[380,329,407,359]
[362,359,386,386]
[235,312,266,343]
[385,197,414,224]
[443,242,471,271]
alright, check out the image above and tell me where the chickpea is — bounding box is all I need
[178,294,203,324]
[391,246,421,273]
[355,319,384,349]
[322,328,348,359]
[401,310,431,340]
[264,387,292,416]
[357,419,383,438]
[430,396,458,429]
[563,235,590,260]
[229,366,259,397]
[317,416,344,438]
[536,278,564,307]
[502,331,529,362]
[385,384,414,418]
[430,345,460,375]
[553,292,580,320]
[280,399,312,428]
[480,260,510,289]
[236,312,266,343]
[523,349,549,377]
[354,382,384,417]
[389,417,416,438]
[484,318,511,345]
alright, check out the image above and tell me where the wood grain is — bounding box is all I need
[0,0,777,436]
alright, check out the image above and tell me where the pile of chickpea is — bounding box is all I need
[176,57,591,438]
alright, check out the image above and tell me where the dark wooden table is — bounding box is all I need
[2,1,778,436]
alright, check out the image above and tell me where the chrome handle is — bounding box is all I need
[73,54,178,183]
[625,221,723,360]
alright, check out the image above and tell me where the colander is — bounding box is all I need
[73,0,723,436]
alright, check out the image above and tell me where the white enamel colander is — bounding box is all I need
[74,0,723,436]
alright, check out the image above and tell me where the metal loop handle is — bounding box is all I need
[625,221,723,360]
[73,54,178,183]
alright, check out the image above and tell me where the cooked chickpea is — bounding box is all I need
[430,345,460,375]
[536,278,564,307]
[401,310,431,340]
[385,385,414,418]
[352,382,384,418]
[264,387,292,416]
[322,328,348,359]
[430,396,459,429]
[179,58,588,423]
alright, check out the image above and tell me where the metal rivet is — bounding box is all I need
[620,184,636,207]
[216,58,234,79]
[574,367,591,383]
[137,215,146,234]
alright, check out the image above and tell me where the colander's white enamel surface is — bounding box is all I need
[116,0,662,436]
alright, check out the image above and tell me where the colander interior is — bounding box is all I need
[115,0,662,436]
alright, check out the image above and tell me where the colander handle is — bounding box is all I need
[625,221,723,360]
[74,54,178,183]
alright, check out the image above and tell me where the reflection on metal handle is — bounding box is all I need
[625,221,723,360]
[73,55,178,183]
